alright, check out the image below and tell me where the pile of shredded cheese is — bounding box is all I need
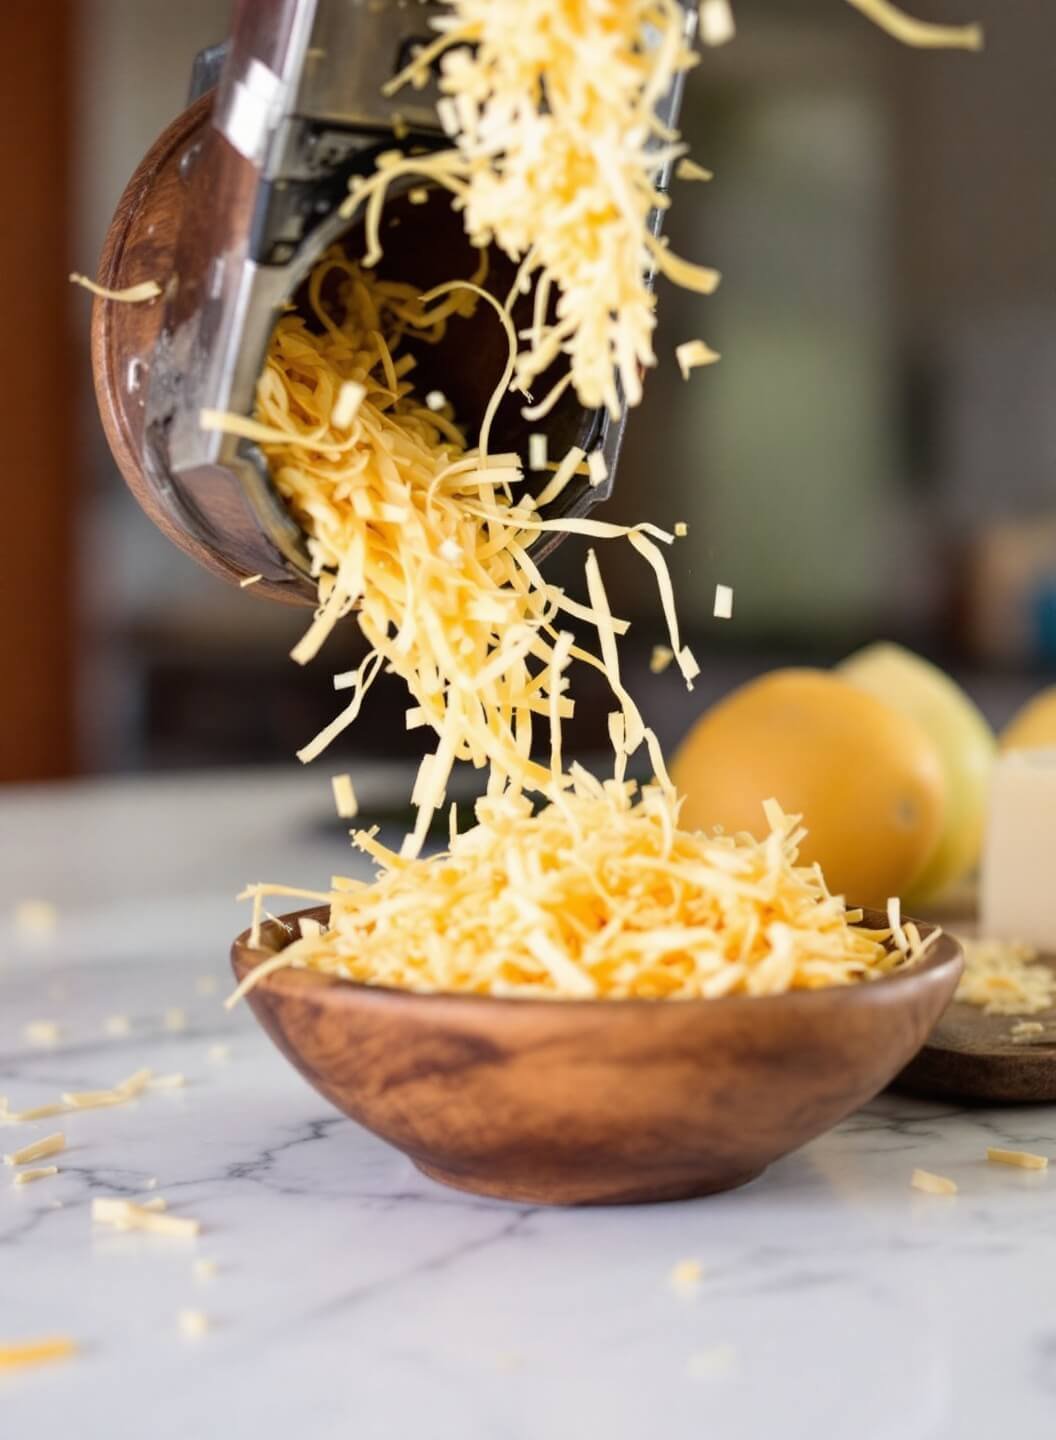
[209,252,693,857]
[956,939,1056,1017]
[234,793,932,1001]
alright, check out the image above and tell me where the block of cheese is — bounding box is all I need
[981,750,1056,950]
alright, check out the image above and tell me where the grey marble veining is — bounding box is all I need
[1,768,1054,1440]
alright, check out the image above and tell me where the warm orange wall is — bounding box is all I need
[0,2,76,781]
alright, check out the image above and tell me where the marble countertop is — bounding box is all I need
[2,768,1054,1440]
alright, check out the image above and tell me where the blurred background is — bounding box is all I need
[4,0,1053,788]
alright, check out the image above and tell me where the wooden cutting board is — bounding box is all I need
[895,947,1056,1104]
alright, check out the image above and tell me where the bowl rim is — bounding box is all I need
[230,905,963,1013]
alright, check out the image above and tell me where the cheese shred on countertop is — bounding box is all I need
[234,793,932,1002]
[911,1168,958,1196]
[986,1148,1048,1171]
[956,939,1056,1016]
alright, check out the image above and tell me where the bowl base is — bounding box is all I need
[412,1158,767,1207]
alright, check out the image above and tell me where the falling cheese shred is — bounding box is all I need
[330,773,359,820]
[675,157,713,183]
[845,0,982,50]
[676,339,721,380]
[69,272,162,303]
[699,0,736,47]
[233,793,931,1002]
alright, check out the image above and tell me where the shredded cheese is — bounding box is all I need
[24,1020,60,1047]
[675,158,713,183]
[911,1168,957,1196]
[12,899,57,936]
[0,1338,77,1372]
[164,1008,188,1033]
[233,794,930,1003]
[4,1133,65,1167]
[699,0,736,47]
[13,1166,58,1186]
[957,939,1056,1016]
[845,0,982,50]
[650,645,674,675]
[713,584,733,620]
[669,1258,705,1296]
[331,773,359,820]
[104,1015,131,1037]
[207,1044,231,1063]
[91,1197,201,1238]
[69,272,162,302]
[676,339,721,380]
[528,433,548,472]
[239,573,263,588]
[986,1148,1048,1171]
[353,0,719,417]
[178,1309,211,1338]
[193,1259,218,1281]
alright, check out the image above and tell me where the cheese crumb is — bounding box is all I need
[13,899,57,936]
[587,450,608,487]
[686,1344,738,1380]
[676,338,721,380]
[104,1015,131,1037]
[195,976,218,997]
[650,645,674,675]
[13,1166,58,1186]
[675,158,714,183]
[331,773,358,820]
[674,521,688,537]
[207,1043,231,1064]
[669,1259,705,1297]
[911,1168,957,1196]
[528,433,548,471]
[699,0,736,47]
[0,1338,77,1372]
[24,1020,60,1047]
[178,1309,210,1338]
[92,1197,201,1238]
[163,1008,188,1033]
[986,1147,1048,1171]
[193,1259,218,1281]
[425,390,447,411]
[408,187,429,205]
[4,1133,65,1167]
[239,573,263,589]
[713,584,734,620]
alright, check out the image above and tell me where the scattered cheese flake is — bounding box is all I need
[669,1258,704,1296]
[331,773,358,820]
[713,584,734,620]
[193,1259,218,1281]
[845,0,982,51]
[424,389,447,411]
[528,433,548,471]
[13,1166,58,1186]
[408,187,429,205]
[207,1044,231,1064]
[104,1015,131,1037]
[24,1020,60,1047]
[676,338,721,380]
[178,1309,210,1338]
[911,1168,957,1196]
[239,573,263,588]
[69,272,162,302]
[986,1148,1048,1171]
[686,1344,738,1381]
[92,1197,201,1238]
[650,645,674,675]
[4,1133,65,1167]
[196,976,219,997]
[699,0,736,47]
[13,899,57,936]
[164,1008,188,1033]
[0,1338,77,1372]
[675,158,713,183]
[674,521,688,537]
[957,939,1056,1016]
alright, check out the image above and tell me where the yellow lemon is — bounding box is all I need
[1001,687,1056,753]
[838,644,995,906]
[672,668,946,909]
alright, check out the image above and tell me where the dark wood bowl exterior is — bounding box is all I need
[231,908,963,1206]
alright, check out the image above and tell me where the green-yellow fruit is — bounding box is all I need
[838,643,995,906]
[1001,687,1056,752]
[671,668,946,909]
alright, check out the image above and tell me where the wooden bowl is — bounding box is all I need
[231,907,962,1206]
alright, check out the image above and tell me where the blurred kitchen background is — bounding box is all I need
[4,0,1054,787]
